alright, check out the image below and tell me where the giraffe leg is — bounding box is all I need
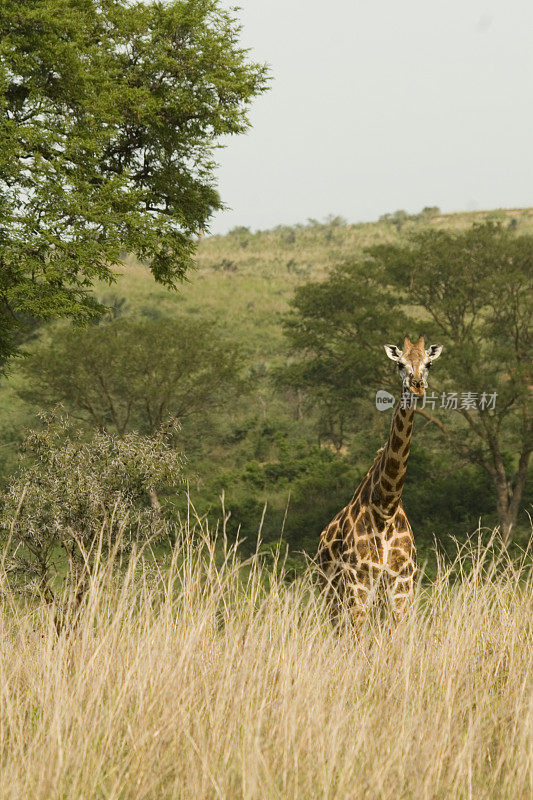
[391,585,414,621]
[322,570,369,635]
[343,581,370,636]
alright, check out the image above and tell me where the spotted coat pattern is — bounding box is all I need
[317,400,417,626]
[316,335,442,628]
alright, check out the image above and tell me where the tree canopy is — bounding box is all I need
[282,223,533,540]
[278,259,409,450]
[19,315,246,436]
[0,0,268,363]
[370,223,532,540]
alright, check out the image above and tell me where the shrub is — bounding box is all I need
[0,413,184,605]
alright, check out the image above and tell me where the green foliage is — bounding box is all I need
[210,415,504,566]
[419,206,441,218]
[277,258,409,449]
[0,0,268,363]
[379,209,409,231]
[210,430,361,558]
[18,315,246,435]
[370,223,532,537]
[402,444,496,548]
[280,450,361,553]
[228,226,252,236]
[379,207,441,228]
[2,210,533,564]
[278,222,532,540]
[0,414,184,598]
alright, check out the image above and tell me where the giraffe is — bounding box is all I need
[316,335,443,628]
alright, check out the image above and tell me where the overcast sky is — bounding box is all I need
[209,0,532,234]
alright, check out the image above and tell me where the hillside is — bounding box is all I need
[99,206,533,362]
[1,206,531,559]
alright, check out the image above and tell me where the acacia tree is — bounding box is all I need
[281,224,532,541]
[278,258,409,451]
[370,223,532,541]
[18,315,245,436]
[0,0,268,364]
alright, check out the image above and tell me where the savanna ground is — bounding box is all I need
[0,516,531,799]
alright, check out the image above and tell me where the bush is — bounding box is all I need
[0,414,184,605]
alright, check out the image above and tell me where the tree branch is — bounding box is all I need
[414,407,495,476]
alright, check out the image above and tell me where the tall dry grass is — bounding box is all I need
[0,519,531,799]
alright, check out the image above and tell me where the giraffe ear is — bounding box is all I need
[384,344,402,361]
[426,344,443,362]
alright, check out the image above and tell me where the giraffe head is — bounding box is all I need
[384,336,442,397]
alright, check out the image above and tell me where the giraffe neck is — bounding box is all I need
[370,391,416,517]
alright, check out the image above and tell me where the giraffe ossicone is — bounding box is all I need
[317,335,443,629]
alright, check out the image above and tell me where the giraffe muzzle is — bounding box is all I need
[409,379,425,395]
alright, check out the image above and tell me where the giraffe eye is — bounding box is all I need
[425,362,431,369]
[397,362,404,370]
